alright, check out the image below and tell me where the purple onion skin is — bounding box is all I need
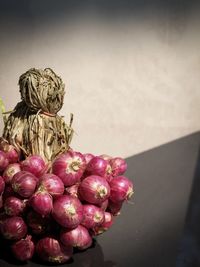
[21,155,47,177]
[1,216,27,240]
[81,204,105,229]
[3,163,21,184]
[0,176,5,194]
[98,199,109,211]
[52,195,83,228]
[40,174,64,197]
[79,175,110,205]
[86,156,108,177]
[60,225,92,250]
[109,157,127,176]
[65,183,80,198]
[5,145,19,163]
[109,176,133,203]
[92,212,113,236]
[108,200,123,216]
[36,237,73,264]
[4,196,26,216]
[0,151,9,171]
[11,235,34,261]
[52,150,86,186]
[11,171,38,198]
[30,191,53,217]
[84,153,95,165]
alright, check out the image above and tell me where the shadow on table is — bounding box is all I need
[176,146,200,267]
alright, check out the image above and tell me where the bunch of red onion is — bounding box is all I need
[0,145,134,264]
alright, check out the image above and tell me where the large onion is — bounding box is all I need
[36,237,73,263]
[52,195,83,228]
[52,150,86,186]
[11,235,34,261]
[60,225,92,250]
[79,175,110,205]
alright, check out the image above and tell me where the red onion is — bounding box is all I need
[21,155,47,177]
[30,191,53,217]
[98,199,109,211]
[86,156,108,177]
[79,175,110,205]
[40,174,64,197]
[0,151,9,171]
[4,196,26,216]
[109,157,127,176]
[11,171,38,198]
[60,225,92,250]
[27,210,51,235]
[108,200,123,216]
[11,235,34,261]
[2,185,16,199]
[109,176,133,203]
[3,163,21,184]
[84,153,95,165]
[92,212,113,235]
[52,150,86,186]
[65,183,80,198]
[0,194,3,209]
[81,204,104,229]
[36,237,73,263]
[0,176,5,194]
[1,216,27,240]
[52,195,83,228]
[0,139,19,163]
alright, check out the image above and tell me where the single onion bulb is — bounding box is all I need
[109,176,133,203]
[3,163,21,184]
[11,235,34,261]
[21,155,47,177]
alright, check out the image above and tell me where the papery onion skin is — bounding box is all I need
[108,200,123,216]
[86,156,108,177]
[11,235,34,261]
[27,210,51,235]
[36,237,73,263]
[79,175,110,205]
[1,216,27,240]
[21,155,47,177]
[52,150,86,186]
[11,171,38,198]
[109,157,127,176]
[52,195,83,228]
[84,153,95,165]
[3,163,21,184]
[4,196,26,216]
[81,204,105,229]
[60,225,92,250]
[0,151,9,171]
[30,191,53,217]
[109,176,133,203]
[0,176,5,194]
[92,212,113,236]
[65,183,80,198]
[40,174,64,197]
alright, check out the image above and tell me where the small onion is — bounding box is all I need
[3,163,21,184]
[27,210,51,235]
[52,195,83,228]
[11,171,38,198]
[86,156,108,177]
[21,155,47,177]
[30,191,53,217]
[0,176,5,194]
[40,174,64,197]
[36,237,73,263]
[4,196,26,216]
[65,183,80,198]
[60,225,92,250]
[84,153,95,165]
[0,139,19,163]
[1,216,27,240]
[81,204,105,229]
[109,176,133,203]
[52,150,86,186]
[108,200,123,216]
[109,157,127,176]
[11,235,34,261]
[92,212,113,235]
[0,151,9,171]
[79,175,110,205]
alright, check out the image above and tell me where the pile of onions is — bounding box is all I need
[0,145,134,264]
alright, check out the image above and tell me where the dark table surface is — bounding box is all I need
[1,132,200,267]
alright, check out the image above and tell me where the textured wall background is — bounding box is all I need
[0,0,199,158]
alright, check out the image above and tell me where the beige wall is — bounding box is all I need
[0,3,200,158]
